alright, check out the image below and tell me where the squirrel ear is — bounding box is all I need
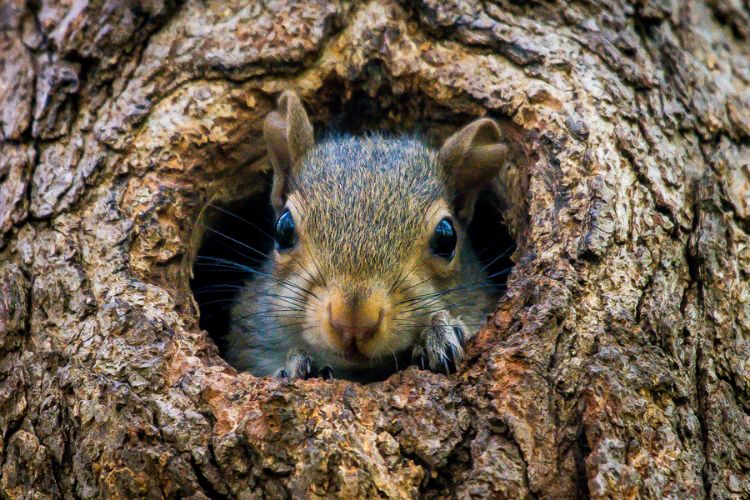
[438,118,508,221]
[263,90,315,211]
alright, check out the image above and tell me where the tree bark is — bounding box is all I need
[1,0,749,497]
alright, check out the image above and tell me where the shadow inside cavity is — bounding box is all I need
[190,186,276,355]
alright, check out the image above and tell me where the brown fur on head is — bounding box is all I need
[262,90,508,367]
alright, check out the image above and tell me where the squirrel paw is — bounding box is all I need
[275,351,334,380]
[412,311,467,375]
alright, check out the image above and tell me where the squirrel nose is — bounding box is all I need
[328,294,383,344]
[330,321,378,343]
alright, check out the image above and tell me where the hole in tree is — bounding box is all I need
[468,192,516,294]
[190,108,518,380]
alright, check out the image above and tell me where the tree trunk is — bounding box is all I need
[1,0,749,497]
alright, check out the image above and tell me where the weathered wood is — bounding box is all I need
[1,0,749,497]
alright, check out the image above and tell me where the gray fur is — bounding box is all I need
[226,132,499,382]
[296,134,445,279]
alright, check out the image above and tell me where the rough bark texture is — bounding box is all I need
[1,0,749,498]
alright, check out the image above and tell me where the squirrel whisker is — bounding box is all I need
[478,245,517,273]
[199,219,324,291]
[396,270,511,307]
[401,283,507,309]
[197,256,312,299]
[389,258,422,294]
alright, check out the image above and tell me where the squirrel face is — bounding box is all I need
[261,91,508,368]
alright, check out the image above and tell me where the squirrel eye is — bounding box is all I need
[430,218,457,260]
[274,209,296,251]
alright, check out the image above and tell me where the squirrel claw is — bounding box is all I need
[320,365,334,380]
[411,311,467,375]
[453,325,466,348]
[412,349,428,370]
[284,351,320,379]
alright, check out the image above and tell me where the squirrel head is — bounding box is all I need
[262,90,508,366]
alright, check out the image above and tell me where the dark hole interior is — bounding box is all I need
[191,180,516,363]
[191,184,277,354]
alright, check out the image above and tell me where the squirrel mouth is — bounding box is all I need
[341,342,368,362]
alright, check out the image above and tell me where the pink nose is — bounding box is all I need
[329,318,378,343]
[328,289,384,346]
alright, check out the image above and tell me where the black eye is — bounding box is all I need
[430,218,457,260]
[274,209,296,251]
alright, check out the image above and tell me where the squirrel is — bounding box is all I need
[225,91,508,382]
